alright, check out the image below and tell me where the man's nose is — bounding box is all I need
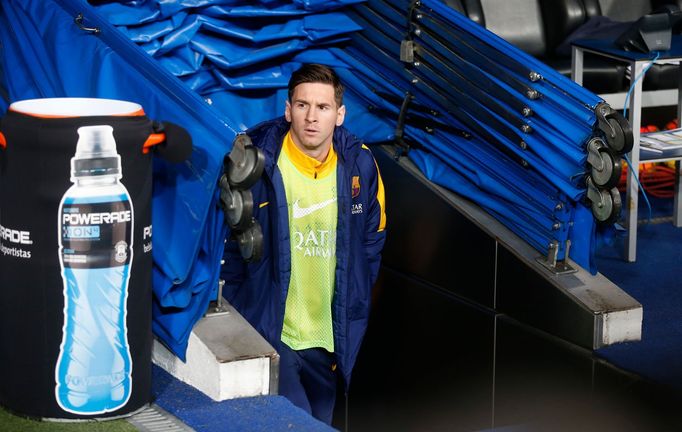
[305,107,317,122]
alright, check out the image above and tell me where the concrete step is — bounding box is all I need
[152,301,279,401]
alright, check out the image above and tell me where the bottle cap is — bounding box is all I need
[71,125,121,179]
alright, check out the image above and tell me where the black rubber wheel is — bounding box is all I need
[609,187,622,223]
[221,187,254,231]
[227,146,265,190]
[590,147,622,189]
[237,222,264,262]
[605,116,633,155]
[592,187,622,225]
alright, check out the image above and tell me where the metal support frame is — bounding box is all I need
[572,45,682,262]
[626,59,645,262]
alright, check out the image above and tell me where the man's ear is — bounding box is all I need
[336,105,346,127]
[285,100,292,122]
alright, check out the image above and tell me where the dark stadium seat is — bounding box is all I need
[444,0,681,94]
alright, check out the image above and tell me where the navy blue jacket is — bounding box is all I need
[222,117,386,388]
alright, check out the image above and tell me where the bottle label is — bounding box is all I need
[60,197,132,269]
[56,191,134,415]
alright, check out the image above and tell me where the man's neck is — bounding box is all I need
[294,141,332,163]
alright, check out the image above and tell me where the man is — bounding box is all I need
[222,64,386,424]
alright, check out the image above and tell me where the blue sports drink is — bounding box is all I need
[55,125,134,415]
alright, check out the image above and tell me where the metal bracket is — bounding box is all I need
[400,0,421,63]
[205,279,230,317]
[228,134,249,177]
[586,138,605,171]
[74,13,100,34]
[400,40,415,63]
[536,240,577,275]
[585,176,603,206]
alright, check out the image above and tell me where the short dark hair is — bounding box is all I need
[288,64,344,107]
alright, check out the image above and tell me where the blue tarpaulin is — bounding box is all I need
[0,0,620,358]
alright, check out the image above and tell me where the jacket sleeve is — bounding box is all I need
[362,145,387,285]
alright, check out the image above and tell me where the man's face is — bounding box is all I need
[285,82,345,160]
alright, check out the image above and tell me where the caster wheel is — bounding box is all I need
[220,179,254,230]
[605,116,633,154]
[226,135,265,190]
[591,186,622,225]
[590,146,622,189]
[237,222,264,262]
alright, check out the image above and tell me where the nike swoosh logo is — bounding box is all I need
[292,198,337,219]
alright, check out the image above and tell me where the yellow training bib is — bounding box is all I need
[278,132,337,352]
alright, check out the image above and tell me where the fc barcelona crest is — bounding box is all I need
[352,176,360,198]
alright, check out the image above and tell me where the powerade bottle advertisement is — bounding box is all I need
[55,125,133,414]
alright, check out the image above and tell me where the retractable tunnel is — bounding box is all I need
[0,0,640,364]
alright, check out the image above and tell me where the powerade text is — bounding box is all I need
[62,210,132,225]
[0,223,33,259]
[0,223,32,245]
